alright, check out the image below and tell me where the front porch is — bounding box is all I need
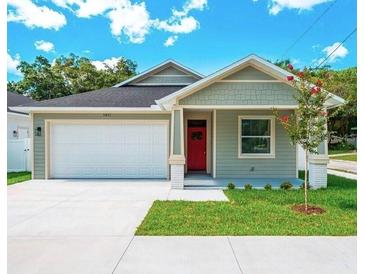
[169,107,329,190]
[184,173,303,189]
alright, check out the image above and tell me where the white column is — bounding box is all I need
[309,112,329,189]
[309,155,329,189]
[169,107,185,189]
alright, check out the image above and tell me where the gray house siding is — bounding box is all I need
[33,113,171,179]
[130,66,199,85]
[179,82,298,105]
[215,110,296,178]
[222,66,276,80]
[155,67,189,76]
[135,76,197,84]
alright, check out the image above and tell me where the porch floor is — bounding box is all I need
[184,173,303,189]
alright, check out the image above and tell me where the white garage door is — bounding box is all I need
[50,121,169,179]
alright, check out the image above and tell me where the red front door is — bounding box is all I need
[187,127,206,171]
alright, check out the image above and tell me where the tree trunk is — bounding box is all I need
[304,149,308,211]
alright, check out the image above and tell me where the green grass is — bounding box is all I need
[7,172,31,185]
[136,174,356,236]
[329,149,356,155]
[330,154,357,162]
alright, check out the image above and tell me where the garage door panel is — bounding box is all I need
[50,122,168,179]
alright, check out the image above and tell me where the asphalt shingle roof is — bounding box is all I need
[7,92,34,114]
[17,86,184,108]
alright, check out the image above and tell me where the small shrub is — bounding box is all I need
[300,182,311,189]
[244,184,253,190]
[227,182,235,190]
[264,184,272,190]
[280,181,293,190]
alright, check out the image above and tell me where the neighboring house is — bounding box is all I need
[7,92,34,172]
[11,55,344,189]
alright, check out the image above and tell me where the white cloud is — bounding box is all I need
[51,0,207,45]
[155,16,199,34]
[107,2,151,43]
[91,57,120,70]
[155,0,206,34]
[257,0,333,15]
[322,42,349,62]
[8,0,67,30]
[164,35,178,47]
[183,0,208,15]
[7,53,22,76]
[52,0,115,17]
[51,0,151,43]
[34,40,55,52]
[313,42,349,66]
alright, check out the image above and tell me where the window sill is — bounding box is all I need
[238,154,276,159]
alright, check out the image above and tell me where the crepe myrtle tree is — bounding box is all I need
[275,64,328,211]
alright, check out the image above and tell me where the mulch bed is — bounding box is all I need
[291,204,326,215]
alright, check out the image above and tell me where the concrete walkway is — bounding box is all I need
[114,236,356,274]
[328,169,357,180]
[328,159,357,174]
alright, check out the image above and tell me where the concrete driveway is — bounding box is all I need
[8,181,356,274]
[8,180,171,274]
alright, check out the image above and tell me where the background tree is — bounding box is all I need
[7,54,137,101]
[275,65,328,211]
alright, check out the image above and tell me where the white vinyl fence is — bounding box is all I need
[7,138,32,172]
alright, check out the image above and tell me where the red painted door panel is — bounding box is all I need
[187,127,206,171]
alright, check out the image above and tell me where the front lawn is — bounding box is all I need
[136,174,356,236]
[329,149,356,155]
[330,154,357,162]
[7,172,31,185]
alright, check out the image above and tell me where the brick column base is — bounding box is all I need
[170,164,184,189]
[169,155,186,189]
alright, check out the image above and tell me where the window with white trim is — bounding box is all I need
[238,116,275,158]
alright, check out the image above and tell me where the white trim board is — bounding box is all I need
[237,115,276,159]
[181,105,298,110]
[9,106,170,114]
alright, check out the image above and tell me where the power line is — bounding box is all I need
[315,27,357,69]
[281,0,338,58]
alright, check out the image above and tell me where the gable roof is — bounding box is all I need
[10,86,184,112]
[156,54,345,109]
[114,59,204,87]
[10,55,345,114]
[7,92,34,115]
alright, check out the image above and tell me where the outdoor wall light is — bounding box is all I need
[13,130,18,138]
[36,127,42,136]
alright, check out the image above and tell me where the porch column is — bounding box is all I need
[169,107,185,189]
[309,121,329,189]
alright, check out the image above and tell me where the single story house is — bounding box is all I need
[11,55,344,189]
[7,92,34,172]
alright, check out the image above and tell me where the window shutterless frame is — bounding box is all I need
[238,115,275,159]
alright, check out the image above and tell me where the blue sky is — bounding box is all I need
[7,0,357,81]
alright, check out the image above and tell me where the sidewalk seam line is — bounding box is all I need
[111,235,135,274]
[227,237,244,274]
